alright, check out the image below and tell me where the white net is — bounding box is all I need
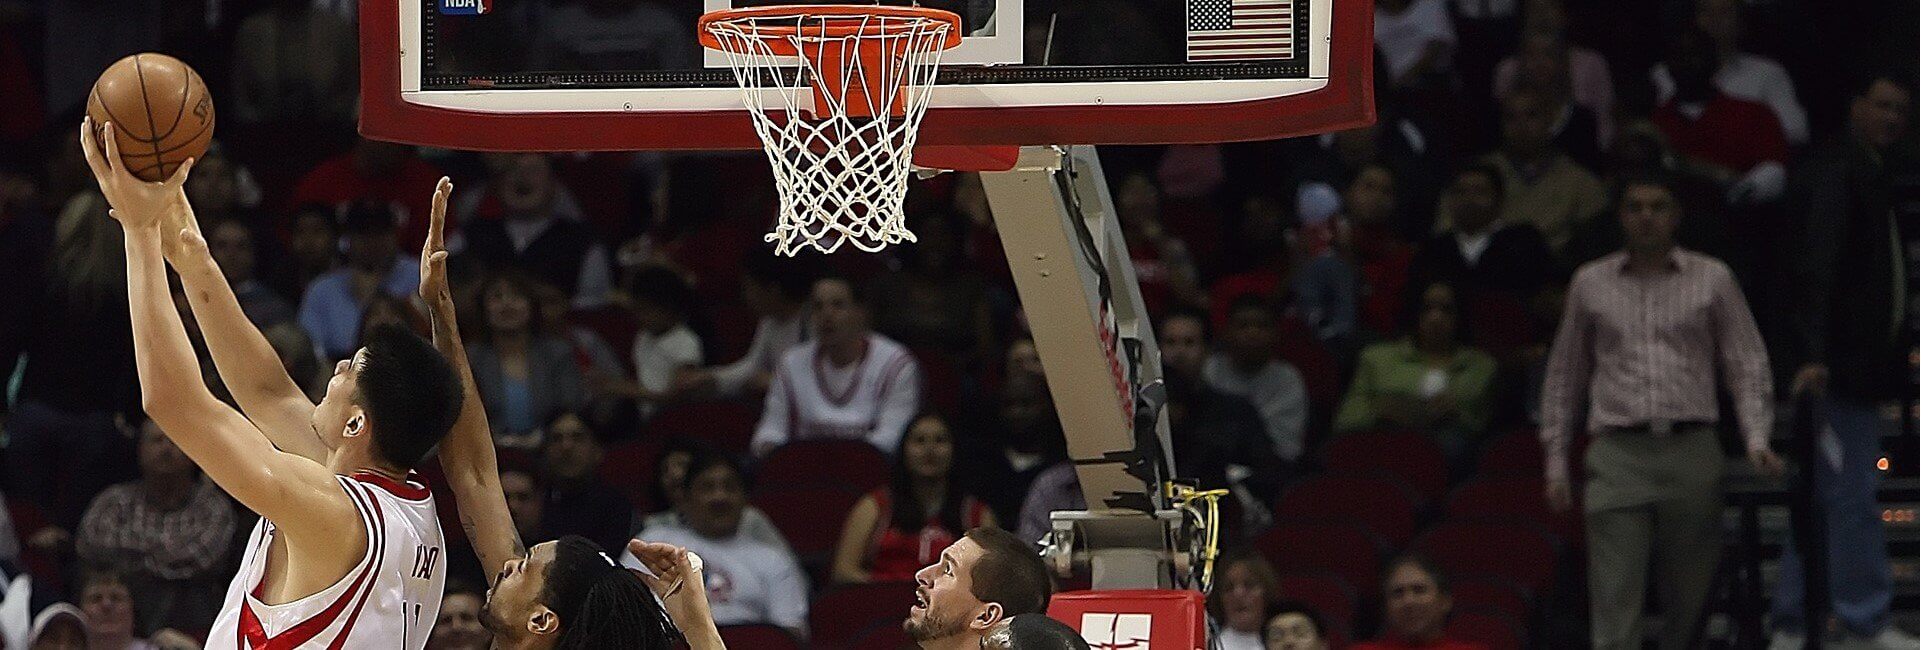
[704,10,956,255]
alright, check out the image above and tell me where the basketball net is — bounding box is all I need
[701,7,961,256]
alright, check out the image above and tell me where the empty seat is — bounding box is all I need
[1254,522,1385,597]
[649,400,760,455]
[1449,574,1532,624]
[1445,476,1580,550]
[757,439,892,493]
[1411,520,1559,597]
[1322,430,1449,507]
[752,486,865,562]
[1274,474,1420,548]
[810,582,917,647]
[1444,606,1526,650]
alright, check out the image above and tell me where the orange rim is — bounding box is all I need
[698,4,963,52]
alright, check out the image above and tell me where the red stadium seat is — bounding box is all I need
[1411,520,1560,597]
[1445,476,1581,551]
[907,346,962,417]
[751,486,865,561]
[1444,607,1526,650]
[1276,316,1343,407]
[810,582,917,647]
[1475,429,1544,477]
[716,624,804,650]
[597,440,664,514]
[758,439,891,493]
[1274,474,1419,548]
[1449,575,1532,625]
[1275,571,1359,636]
[1254,523,1385,597]
[567,305,641,373]
[649,400,760,455]
[1321,430,1449,507]
[850,620,916,650]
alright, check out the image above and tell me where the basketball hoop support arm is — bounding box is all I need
[976,145,1190,590]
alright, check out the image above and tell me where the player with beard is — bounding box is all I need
[904,527,1053,649]
[416,178,726,649]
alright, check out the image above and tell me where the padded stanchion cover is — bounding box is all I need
[1046,589,1206,650]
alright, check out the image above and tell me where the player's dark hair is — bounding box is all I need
[543,536,681,649]
[357,325,463,469]
[964,527,1052,617]
[888,413,967,534]
[743,246,821,303]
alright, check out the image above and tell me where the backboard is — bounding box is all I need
[359,0,1374,151]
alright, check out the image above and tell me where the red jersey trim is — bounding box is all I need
[237,479,386,649]
[353,471,432,501]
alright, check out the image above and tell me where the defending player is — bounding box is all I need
[415,177,726,649]
[84,117,463,647]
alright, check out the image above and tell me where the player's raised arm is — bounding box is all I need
[82,117,353,525]
[416,177,525,581]
[164,192,328,462]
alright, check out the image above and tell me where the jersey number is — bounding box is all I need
[412,545,440,580]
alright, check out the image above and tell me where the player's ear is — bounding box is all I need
[528,605,560,636]
[343,409,367,438]
[972,601,1005,631]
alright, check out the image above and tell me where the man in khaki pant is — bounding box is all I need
[1539,173,1783,649]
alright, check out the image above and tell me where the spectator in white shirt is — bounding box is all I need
[678,249,814,400]
[752,277,921,457]
[619,450,809,640]
[598,267,703,420]
[1650,0,1807,145]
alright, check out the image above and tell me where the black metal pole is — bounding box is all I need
[1789,391,1828,649]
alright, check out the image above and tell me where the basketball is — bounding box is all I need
[86,53,215,182]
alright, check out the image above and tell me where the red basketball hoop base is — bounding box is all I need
[914,144,1020,172]
[1048,589,1207,649]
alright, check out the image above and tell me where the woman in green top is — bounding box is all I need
[1334,282,1496,464]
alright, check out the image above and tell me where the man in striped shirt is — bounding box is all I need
[1538,172,1781,650]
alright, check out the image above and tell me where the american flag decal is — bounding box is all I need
[1187,0,1295,61]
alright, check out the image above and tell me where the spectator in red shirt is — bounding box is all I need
[1352,555,1486,650]
[830,413,994,585]
[288,138,447,249]
[1650,28,1789,206]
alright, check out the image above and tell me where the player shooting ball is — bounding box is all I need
[417,177,727,649]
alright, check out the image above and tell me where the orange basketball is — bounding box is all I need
[86,53,215,182]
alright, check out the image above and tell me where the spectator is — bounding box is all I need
[1650,28,1789,206]
[1497,29,1606,169]
[262,322,324,399]
[268,204,339,303]
[1373,0,1456,89]
[1161,308,1288,521]
[354,293,425,350]
[598,267,700,421]
[501,467,548,545]
[1290,184,1361,348]
[205,219,293,327]
[75,418,236,636]
[229,0,357,125]
[1208,550,1282,650]
[288,139,446,250]
[468,271,585,446]
[636,439,790,552]
[1264,601,1332,650]
[752,276,921,457]
[182,147,260,226]
[1651,0,1808,145]
[678,248,814,400]
[1770,72,1917,650]
[428,580,490,650]
[296,202,420,361]
[1539,174,1781,650]
[28,603,87,650]
[536,412,632,555]
[529,0,700,71]
[454,154,614,307]
[962,374,1067,524]
[527,281,627,428]
[831,413,995,585]
[1340,163,1417,337]
[1493,0,1615,146]
[1114,172,1205,313]
[1474,90,1608,256]
[1352,555,1482,650]
[1409,164,1553,306]
[1014,461,1082,549]
[4,191,139,548]
[1336,282,1497,463]
[75,565,157,650]
[868,211,994,360]
[1202,296,1309,463]
[619,450,809,640]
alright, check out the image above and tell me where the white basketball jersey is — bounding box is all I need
[209,472,446,649]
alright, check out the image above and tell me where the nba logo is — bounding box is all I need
[439,0,489,15]
[1081,613,1154,649]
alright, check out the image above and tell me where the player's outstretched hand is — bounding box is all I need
[79,116,192,230]
[420,176,454,304]
[627,539,723,648]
